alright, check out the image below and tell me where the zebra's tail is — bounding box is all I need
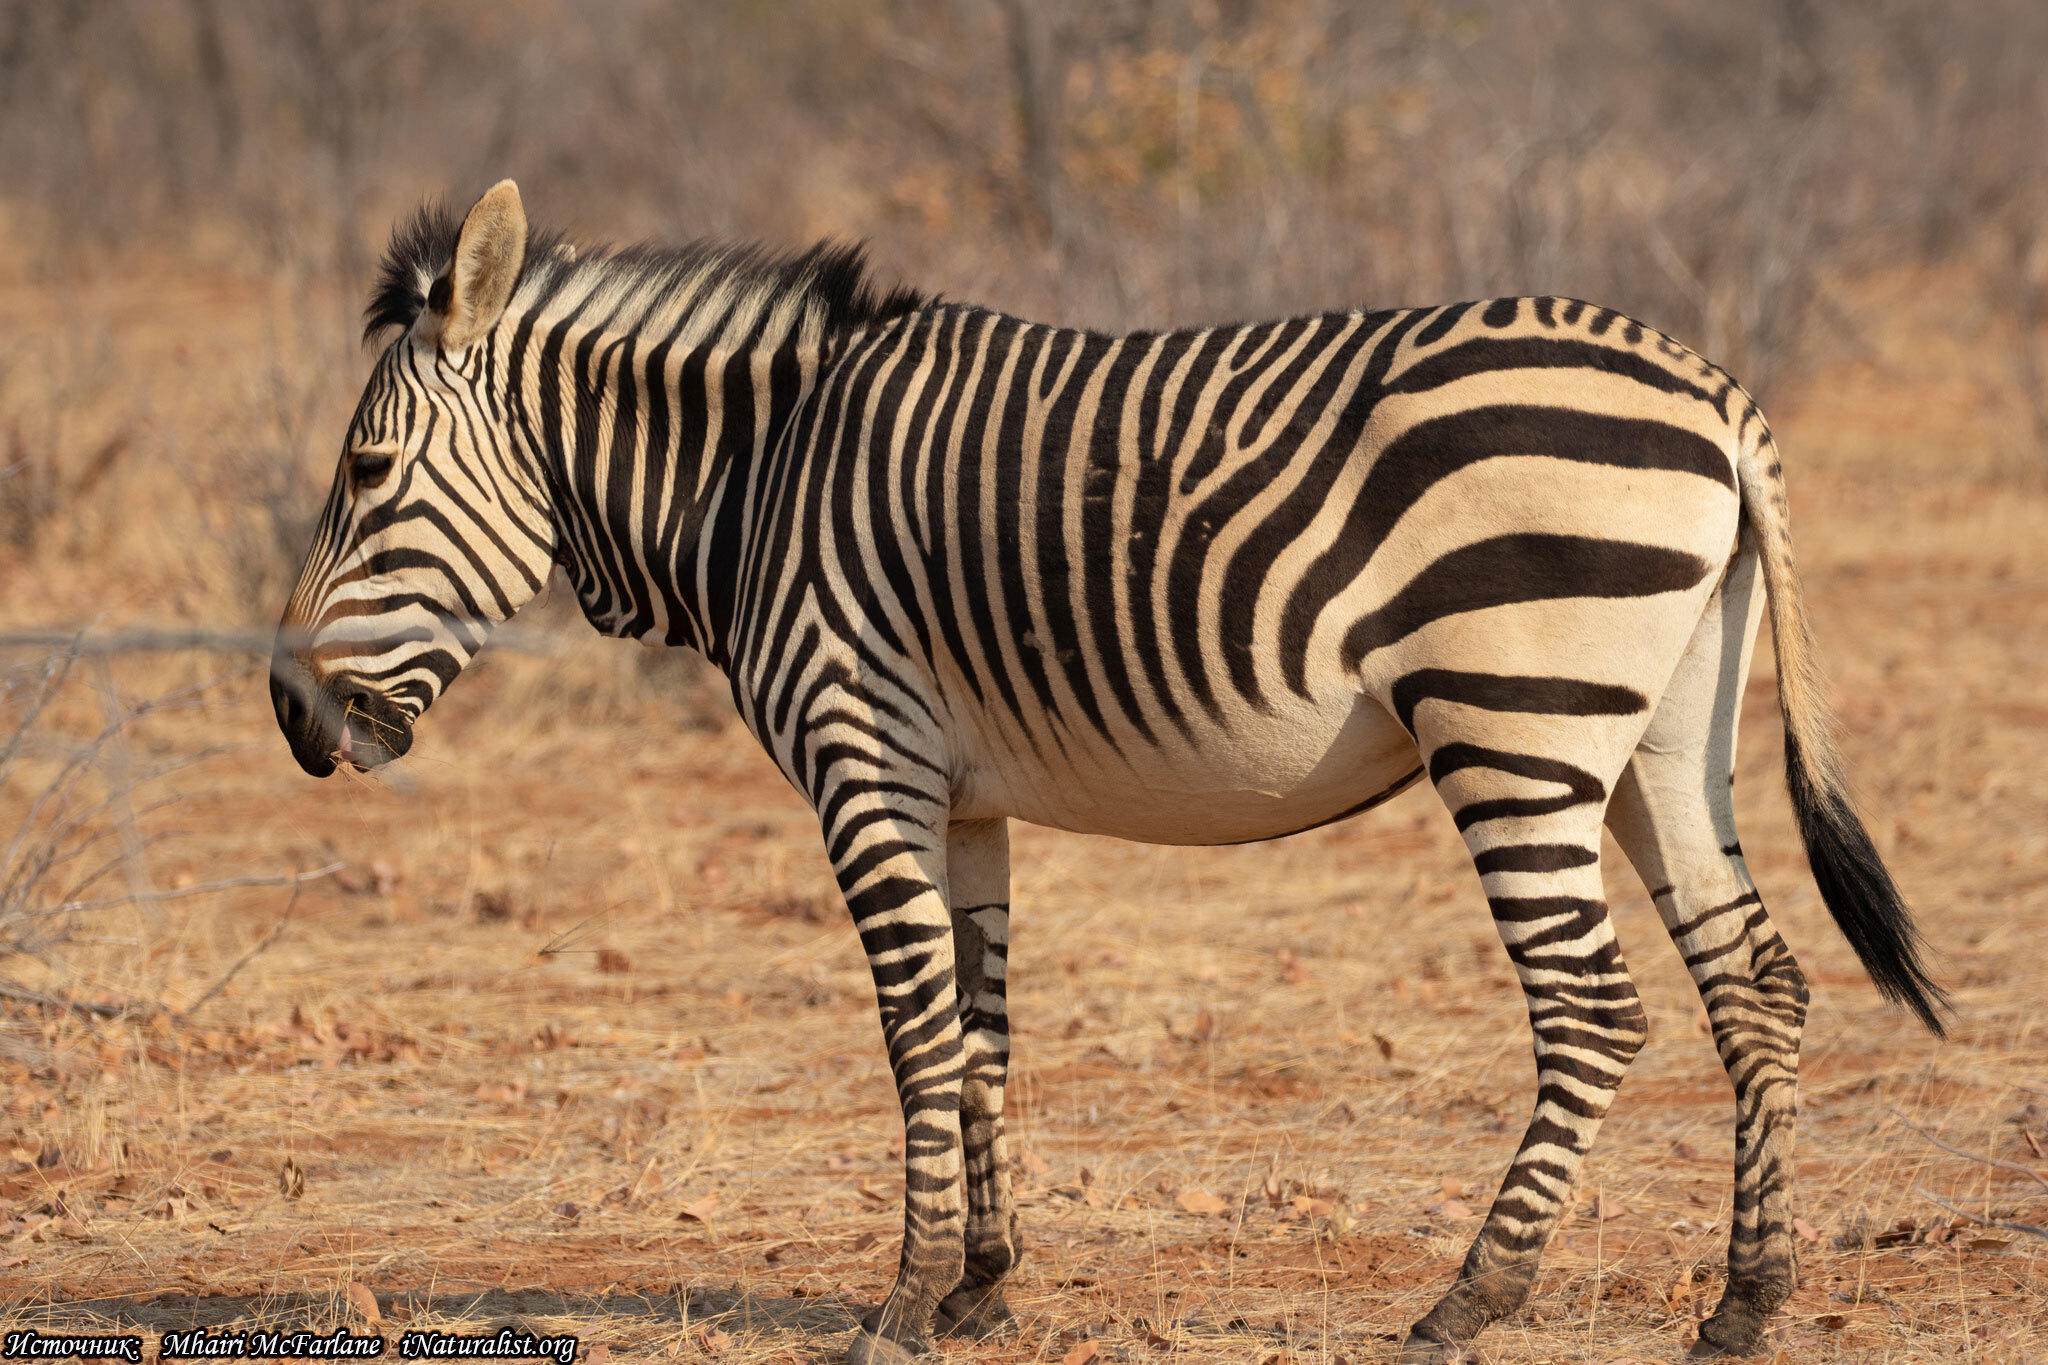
[1737,424,1951,1036]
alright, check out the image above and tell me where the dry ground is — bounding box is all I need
[1,266,2044,1364]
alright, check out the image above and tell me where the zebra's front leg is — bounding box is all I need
[826,785,967,1365]
[932,818,1022,1340]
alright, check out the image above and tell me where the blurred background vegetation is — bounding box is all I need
[2,0,2046,632]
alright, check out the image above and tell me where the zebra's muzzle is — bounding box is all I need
[269,651,413,777]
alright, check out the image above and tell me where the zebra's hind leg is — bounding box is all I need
[931,818,1022,1341]
[1401,728,1649,1363]
[1607,550,1808,1359]
[824,782,967,1365]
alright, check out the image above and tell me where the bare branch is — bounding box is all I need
[1915,1190,2048,1241]
[0,981,150,1020]
[0,625,561,656]
[46,862,340,918]
[177,878,315,1019]
[1894,1110,2048,1196]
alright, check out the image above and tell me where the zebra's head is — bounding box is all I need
[271,181,556,776]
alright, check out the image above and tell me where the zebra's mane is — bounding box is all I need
[363,198,928,347]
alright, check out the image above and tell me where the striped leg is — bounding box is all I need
[932,818,1022,1339]
[1403,734,1648,1361]
[1607,552,1808,1359]
[822,769,967,1365]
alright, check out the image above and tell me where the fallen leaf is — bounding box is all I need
[1292,1196,1336,1218]
[1792,1217,1822,1243]
[1142,1329,1174,1350]
[1176,1190,1229,1216]
[1441,1198,1473,1219]
[857,1183,888,1204]
[596,948,631,974]
[1062,1342,1099,1365]
[676,1192,722,1223]
[473,1079,526,1104]
[586,1348,609,1365]
[1371,1032,1394,1061]
[1587,1194,1628,1222]
[344,1283,381,1326]
[852,1231,881,1252]
[1672,1140,1700,1160]
[278,1156,305,1200]
[2022,1129,2044,1159]
[1439,1177,1465,1200]
[1969,1237,2011,1253]
[1019,1149,1052,1176]
[696,1325,730,1354]
[1817,1314,1848,1331]
[554,1201,581,1220]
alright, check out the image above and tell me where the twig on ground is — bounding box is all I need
[1914,1190,2048,1241]
[1893,1110,2048,1195]
[535,906,616,958]
[0,981,150,1019]
[1894,1109,2048,1240]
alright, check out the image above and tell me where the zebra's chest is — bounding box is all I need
[949,690,1421,845]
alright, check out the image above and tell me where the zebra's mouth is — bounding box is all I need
[331,704,410,772]
[269,654,412,778]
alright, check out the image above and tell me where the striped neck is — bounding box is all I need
[501,243,911,668]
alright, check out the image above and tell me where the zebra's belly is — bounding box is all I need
[952,691,1422,846]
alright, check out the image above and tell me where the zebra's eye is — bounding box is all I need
[350,450,395,489]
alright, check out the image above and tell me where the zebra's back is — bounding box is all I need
[736,295,1748,844]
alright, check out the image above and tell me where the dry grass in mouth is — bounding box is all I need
[1,270,2044,1363]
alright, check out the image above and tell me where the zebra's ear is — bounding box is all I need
[418,179,527,352]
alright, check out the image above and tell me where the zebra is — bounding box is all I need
[271,181,1946,1364]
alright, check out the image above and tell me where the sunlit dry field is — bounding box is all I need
[1,263,2044,1365]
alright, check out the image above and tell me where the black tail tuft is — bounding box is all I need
[1785,734,1952,1036]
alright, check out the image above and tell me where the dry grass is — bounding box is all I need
[1,261,2045,1365]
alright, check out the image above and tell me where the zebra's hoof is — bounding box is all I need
[1396,1331,1464,1365]
[845,1329,928,1365]
[1688,1311,1768,1359]
[933,1284,1016,1340]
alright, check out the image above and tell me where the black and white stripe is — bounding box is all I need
[273,183,1946,1364]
